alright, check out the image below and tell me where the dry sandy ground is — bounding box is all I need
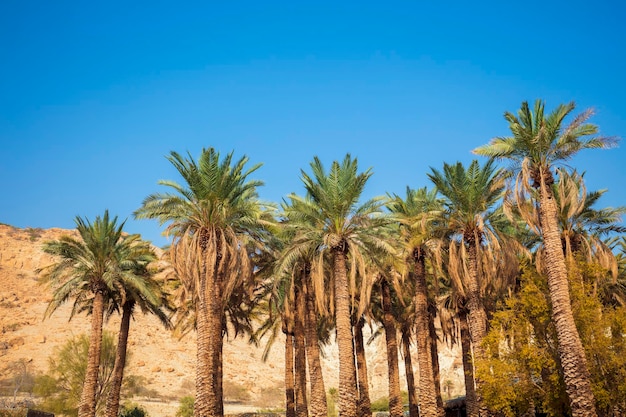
[137,400,260,417]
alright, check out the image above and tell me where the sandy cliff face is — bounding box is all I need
[0,224,464,408]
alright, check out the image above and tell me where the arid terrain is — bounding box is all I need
[0,224,465,416]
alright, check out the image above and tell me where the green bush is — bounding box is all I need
[370,392,409,412]
[119,402,148,417]
[176,396,194,417]
[370,396,389,412]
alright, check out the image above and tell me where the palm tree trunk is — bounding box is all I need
[539,181,598,417]
[333,248,358,417]
[464,232,489,416]
[459,310,478,417]
[354,317,371,417]
[105,300,134,417]
[285,323,296,417]
[195,294,219,417]
[428,311,444,410]
[413,250,444,417]
[213,288,225,417]
[381,280,403,417]
[195,268,223,417]
[78,288,105,417]
[401,326,419,417]
[294,286,309,417]
[303,271,327,417]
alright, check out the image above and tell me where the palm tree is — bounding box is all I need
[255,272,297,417]
[428,159,510,417]
[380,276,404,417]
[474,100,619,417]
[366,272,405,417]
[104,236,172,417]
[387,187,445,417]
[284,155,393,417]
[40,211,143,417]
[353,315,372,417]
[268,197,331,417]
[399,323,419,417]
[134,148,270,417]
[293,282,309,417]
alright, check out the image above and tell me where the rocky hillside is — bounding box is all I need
[0,224,465,414]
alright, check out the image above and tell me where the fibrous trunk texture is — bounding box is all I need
[381,280,403,417]
[464,232,488,416]
[354,317,371,417]
[195,258,224,417]
[294,286,309,417]
[401,327,419,417]
[105,300,133,417]
[460,310,478,417]
[285,325,296,417]
[539,179,598,417]
[303,272,327,417]
[413,250,444,417]
[78,289,105,417]
[333,249,358,417]
[428,312,444,410]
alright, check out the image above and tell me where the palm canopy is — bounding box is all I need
[427,159,505,243]
[134,147,272,303]
[283,155,394,311]
[386,186,445,268]
[105,235,171,326]
[135,148,266,234]
[40,211,154,319]
[427,159,522,299]
[71,233,171,328]
[473,100,619,187]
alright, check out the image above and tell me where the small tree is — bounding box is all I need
[5,359,36,405]
[33,333,117,417]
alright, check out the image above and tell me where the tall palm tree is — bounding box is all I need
[134,148,270,417]
[275,198,329,417]
[474,100,619,417]
[387,186,445,417]
[353,315,372,417]
[380,276,404,417]
[293,283,309,417]
[255,270,297,417]
[40,211,144,417]
[104,236,172,417]
[284,155,393,417]
[428,159,510,417]
[366,272,405,417]
[399,323,419,417]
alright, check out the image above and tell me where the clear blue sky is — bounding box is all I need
[1,1,625,247]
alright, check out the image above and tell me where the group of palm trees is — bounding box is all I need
[39,212,171,417]
[40,99,623,417]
